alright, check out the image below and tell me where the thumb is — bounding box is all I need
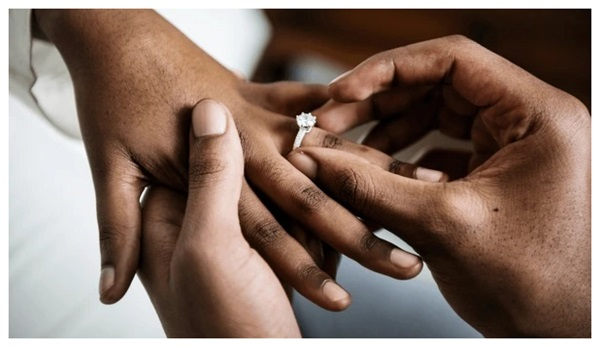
[179,99,244,244]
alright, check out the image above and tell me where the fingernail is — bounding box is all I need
[329,70,352,85]
[99,266,115,298]
[390,249,420,269]
[192,99,228,138]
[322,281,349,303]
[288,152,317,179]
[415,167,445,182]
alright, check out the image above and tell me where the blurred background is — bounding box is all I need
[255,9,590,109]
[9,9,590,338]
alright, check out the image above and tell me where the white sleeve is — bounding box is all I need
[8,9,82,139]
[9,9,39,113]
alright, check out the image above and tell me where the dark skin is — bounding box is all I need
[138,36,590,337]
[291,35,590,337]
[34,9,440,310]
[139,100,300,337]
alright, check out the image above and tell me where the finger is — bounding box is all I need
[313,86,432,134]
[239,181,351,311]
[302,128,447,183]
[312,99,373,134]
[287,224,325,268]
[139,186,184,290]
[288,147,451,249]
[361,103,436,154]
[414,149,472,181]
[328,35,509,107]
[328,35,543,147]
[247,81,330,116]
[247,154,423,280]
[94,157,144,305]
[181,99,243,244]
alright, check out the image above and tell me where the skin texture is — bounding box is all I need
[34,10,436,310]
[139,100,300,337]
[289,36,591,337]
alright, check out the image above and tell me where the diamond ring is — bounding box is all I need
[293,112,317,150]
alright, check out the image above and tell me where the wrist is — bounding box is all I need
[35,9,243,117]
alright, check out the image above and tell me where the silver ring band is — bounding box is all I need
[293,127,309,150]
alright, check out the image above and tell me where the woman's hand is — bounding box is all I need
[138,100,300,337]
[290,36,590,337]
[35,10,437,309]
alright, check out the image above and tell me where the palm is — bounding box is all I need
[138,186,297,337]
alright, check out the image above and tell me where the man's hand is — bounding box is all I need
[290,36,590,337]
[139,99,299,337]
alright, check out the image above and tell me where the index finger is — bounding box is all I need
[328,35,521,109]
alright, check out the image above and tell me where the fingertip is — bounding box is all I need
[322,280,352,311]
[99,261,141,304]
[99,291,121,305]
[99,267,133,305]
[95,179,142,306]
[191,99,229,139]
[415,167,448,183]
[402,258,424,280]
[390,248,423,280]
[98,265,115,303]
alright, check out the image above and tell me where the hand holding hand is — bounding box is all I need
[35,10,434,309]
[290,36,590,337]
[138,100,300,337]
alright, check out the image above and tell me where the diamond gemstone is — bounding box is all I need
[296,112,316,128]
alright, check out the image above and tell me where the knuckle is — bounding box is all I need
[337,168,375,216]
[295,263,326,283]
[319,133,344,150]
[445,34,472,46]
[358,232,381,253]
[295,186,329,214]
[243,219,285,249]
[441,35,481,62]
[187,157,226,190]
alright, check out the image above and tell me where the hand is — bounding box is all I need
[34,10,436,309]
[138,99,298,337]
[289,35,590,337]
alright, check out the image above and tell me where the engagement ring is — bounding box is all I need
[293,112,317,150]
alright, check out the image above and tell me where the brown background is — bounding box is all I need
[254,9,590,110]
